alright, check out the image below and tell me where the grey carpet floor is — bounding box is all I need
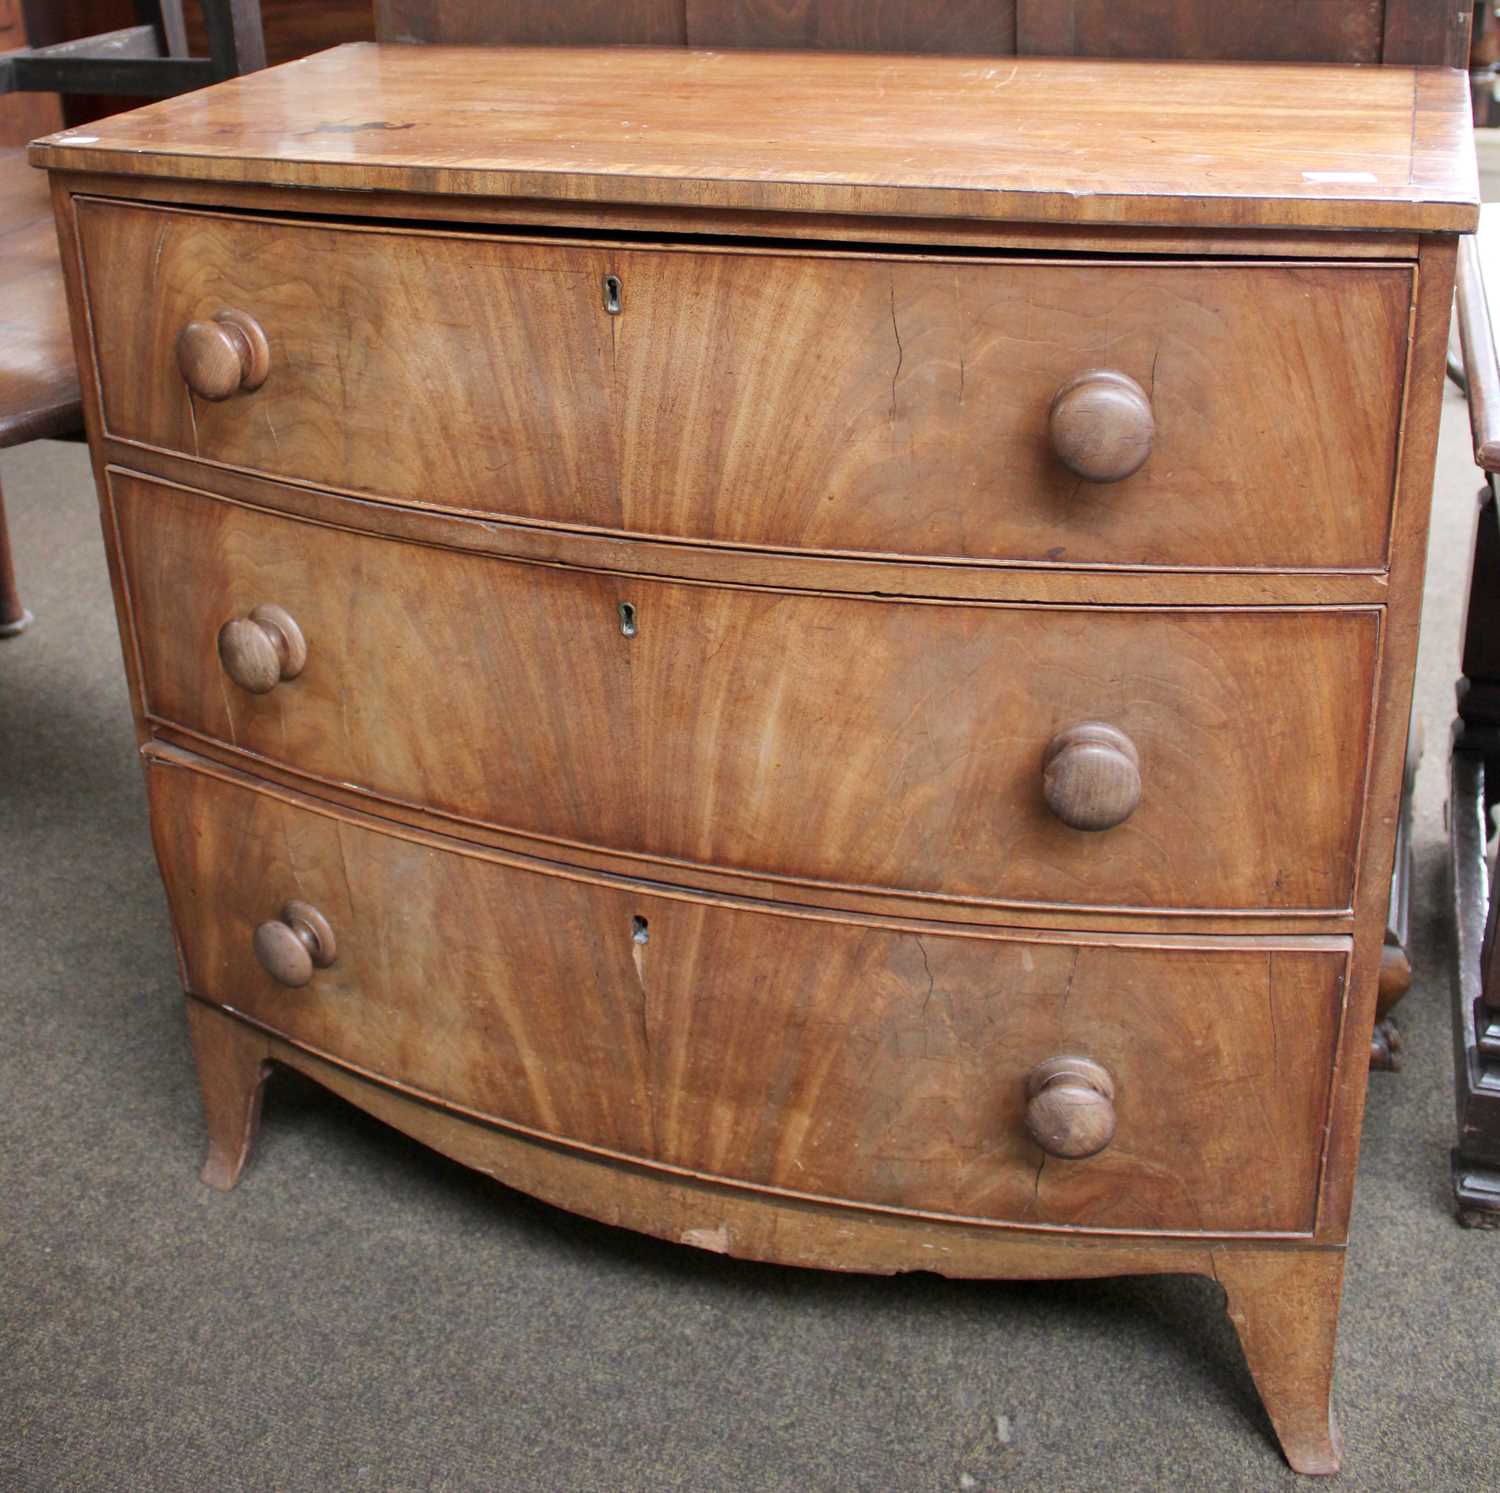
[2,385,1498,1493]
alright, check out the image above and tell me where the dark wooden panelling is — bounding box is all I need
[183,0,370,67]
[367,0,1465,65]
[1383,0,1473,67]
[1016,0,1385,62]
[684,0,1016,54]
[376,0,685,46]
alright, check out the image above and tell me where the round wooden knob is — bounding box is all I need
[217,604,307,694]
[1042,722,1141,832]
[1025,1056,1116,1160]
[1048,369,1154,483]
[176,309,270,401]
[253,901,337,988]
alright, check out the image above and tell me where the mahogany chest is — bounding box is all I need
[32,44,1478,1473]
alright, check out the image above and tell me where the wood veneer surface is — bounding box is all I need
[77,198,1414,571]
[28,44,1479,232]
[113,470,1380,918]
[34,43,1472,1474]
[153,750,1349,1236]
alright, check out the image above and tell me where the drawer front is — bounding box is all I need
[79,198,1409,571]
[151,752,1348,1235]
[114,472,1377,915]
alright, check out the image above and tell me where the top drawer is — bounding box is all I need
[75,198,1411,572]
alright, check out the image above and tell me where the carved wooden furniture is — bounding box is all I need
[1449,211,1500,1225]
[32,42,1476,1473]
[0,0,263,636]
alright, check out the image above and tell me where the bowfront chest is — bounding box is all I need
[32,44,1478,1474]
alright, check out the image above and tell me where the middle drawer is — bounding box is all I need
[112,470,1377,917]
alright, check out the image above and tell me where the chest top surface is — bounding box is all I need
[29,42,1477,233]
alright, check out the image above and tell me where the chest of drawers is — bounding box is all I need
[33,44,1477,1474]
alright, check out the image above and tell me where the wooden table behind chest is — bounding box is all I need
[32,44,1477,1474]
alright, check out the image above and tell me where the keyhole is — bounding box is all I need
[603,274,622,315]
[632,915,649,945]
[618,601,637,638]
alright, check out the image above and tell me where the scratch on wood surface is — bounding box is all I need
[916,935,935,1019]
[1025,1154,1046,1216]
[888,278,904,438]
[631,920,659,1152]
[149,218,167,285]
[279,807,305,898]
[1059,946,1080,1019]
[951,267,966,406]
[331,819,356,923]
[1407,72,1420,189]
[1266,952,1281,1076]
[216,670,238,747]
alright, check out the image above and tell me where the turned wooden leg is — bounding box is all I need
[0,476,33,637]
[1376,942,1412,1020]
[1213,1247,1345,1475]
[184,999,274,1191]
[1369,1015,1405,1071]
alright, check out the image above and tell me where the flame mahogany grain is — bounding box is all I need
[36,40,1473,1476]
[109,470,1378,919]
[75,199,1413,572]
[155,746,1349,1237]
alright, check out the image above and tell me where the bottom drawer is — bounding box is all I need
[149,750,1349,1236]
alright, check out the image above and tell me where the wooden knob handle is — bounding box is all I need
[1042,722,1141,832]
[253,900,337,988]
[1025,1056,1116,1160]
[176,309,270,401]
[1048,369,1154,483]
[217,604,307,694]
